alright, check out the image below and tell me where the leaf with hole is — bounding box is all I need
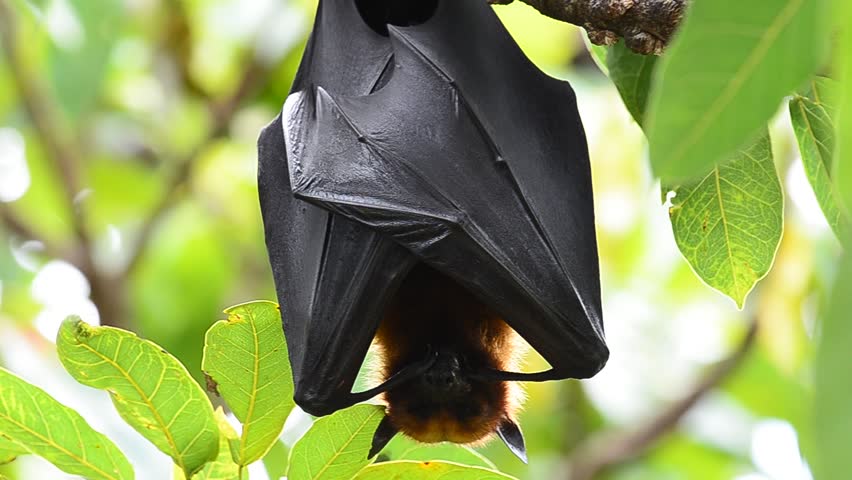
[353,460,518,480]
[287,404,384,480]
[57,317,219,478]
[202,300,294,466]
[789,77,850,237]
[0,368,133,480]
[647,0,829,181]
[666,133,783,308]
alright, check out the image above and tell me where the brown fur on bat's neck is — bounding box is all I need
[373,263,526,445]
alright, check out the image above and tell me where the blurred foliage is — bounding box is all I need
[0,0,842,479]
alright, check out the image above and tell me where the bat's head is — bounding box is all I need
[371,349,527,462]
[386,349,507,441]
[369,262,528,462]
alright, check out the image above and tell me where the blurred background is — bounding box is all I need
[0,0,839,479]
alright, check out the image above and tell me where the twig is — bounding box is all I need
[0,204,73,262]
[0,0,127,326]
[0,0,93,259]
[568,317,758,480]
[1,0,265,328]
[0,204,41,245]
[2,3,121,327]
[490,0,687,55]
[120,60,267,277]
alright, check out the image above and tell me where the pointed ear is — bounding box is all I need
[368,415,398,459]
[497,417,527,464]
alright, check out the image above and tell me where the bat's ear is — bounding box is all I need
[497,417,527,464]
[368,415,398,459]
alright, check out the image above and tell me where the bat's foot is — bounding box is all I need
[586,28,619,47]
[624,30,665,55]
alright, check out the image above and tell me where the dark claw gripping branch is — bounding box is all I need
[258,0,608,462]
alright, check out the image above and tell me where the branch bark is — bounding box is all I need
[0,0,126,326]
[568,317,758,480]
[0,204,74,262]
[0,0,265,328]
[491,0,687,55]
[0,0,92,258]
[120,60,266,278]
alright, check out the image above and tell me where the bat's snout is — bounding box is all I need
[421,350,471,396]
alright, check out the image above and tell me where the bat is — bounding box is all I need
[257,0,608,462]
[370,262,529,460]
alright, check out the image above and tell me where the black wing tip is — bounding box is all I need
[293,388,345,418]
[581,343,610,378]
[368,415,398,459]
[497,418,527,464]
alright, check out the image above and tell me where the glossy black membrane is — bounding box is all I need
[258,0,607,418]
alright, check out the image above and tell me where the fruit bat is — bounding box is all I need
[257,0,608,463]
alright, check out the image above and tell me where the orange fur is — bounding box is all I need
[372,263,526,445]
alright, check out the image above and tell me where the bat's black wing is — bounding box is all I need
[259,0,419,416]
[260,0,608,417]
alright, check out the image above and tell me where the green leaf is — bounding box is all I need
[836,4,852,219]
[56,317,219,478]
[647,0,829,181]
[174,408,246,480]
[584,38,608,75]
[202,300,294,466]
[383,435,495,469]
[287,404,384,480]
[0,368,133,480]
[789,77,850,237]
[353,461,518,480]
[814,249,852,479]
[605,40,657,127]
[131,204,236,387]
[0,435,26,465]
[49,0,123,118]
[666,133,783,308]
[262,440,290,480]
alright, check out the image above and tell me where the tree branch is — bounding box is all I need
[491,0,687,55]
[0,0,93,257]
[0,0,266,328]
[0,0,131,326]
[0,204,77,262]
[120,60,267,278]
[568,317,758,480]
[0,204,40,245]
